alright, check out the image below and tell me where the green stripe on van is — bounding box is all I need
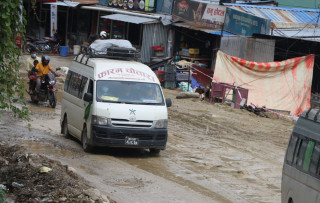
[303,141,315,171]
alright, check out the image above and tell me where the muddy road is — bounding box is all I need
[1,55,294,202]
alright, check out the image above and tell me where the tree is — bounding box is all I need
[0,0,29,119]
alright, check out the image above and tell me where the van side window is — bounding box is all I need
[294,138,308,168]
[286,134,298,164]
[64,70,88,99]
[64,71,72,92]
[69,72,81,97]
[88,80,93,94]
[79,77,88,98]
[303,141,315,171]
[310,143,320,175]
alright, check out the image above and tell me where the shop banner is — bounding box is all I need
[202,4,226,23]
[214,51,314,116]
[50,4,57,37]
[156,0,173,14]
[172,0,225,29]
[104,0,156,12]
[224,7,271,36]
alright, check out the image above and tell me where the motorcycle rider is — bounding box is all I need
[26,48,41,94]
[35,55,58,93]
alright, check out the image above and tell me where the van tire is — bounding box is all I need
[82,126,93,153]
[150,148,161,154]
[62,116,71,139]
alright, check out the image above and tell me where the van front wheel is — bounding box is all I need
[82,126,93,153]
[150,148,160,154]
[62,116,71,139]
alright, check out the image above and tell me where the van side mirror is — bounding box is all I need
[56,67,61,71]
[84,93,93,102]
[165,98,172,107]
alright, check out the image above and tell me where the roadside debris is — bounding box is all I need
[39,166,52,173]
[0,144,115,203]
[241,104,269,118]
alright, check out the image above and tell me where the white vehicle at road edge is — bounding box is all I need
[60,45,172,154]
[281,108,320,203]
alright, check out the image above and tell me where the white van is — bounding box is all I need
[281,108,320,203]
[60,41,172,153]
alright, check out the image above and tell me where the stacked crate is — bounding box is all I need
[163,64,176,89]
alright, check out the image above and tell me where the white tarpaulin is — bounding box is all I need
[214,50,315,115]
[89,39,136,53]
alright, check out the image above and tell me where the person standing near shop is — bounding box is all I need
[26,48,41,94]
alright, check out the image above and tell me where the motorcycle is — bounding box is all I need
[27,67,61,108]
[24,32,61,54]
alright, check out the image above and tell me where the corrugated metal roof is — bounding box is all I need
[71,0,98,3]
[101,14,159,24]
[45,1,80,7]
[225,4,320,29]
[172,22,235,35]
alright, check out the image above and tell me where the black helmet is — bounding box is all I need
[29,47,37,53]
[41,55,50,66]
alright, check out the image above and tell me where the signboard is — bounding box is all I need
[100,0,156,12]
[224,7,271,36]
[156,0,173,14]
[97,67,157,82]
[50,5,57,37]
[172,0,226,29]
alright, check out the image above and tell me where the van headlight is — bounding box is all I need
[92,115,108,125]
[154,119,168,129]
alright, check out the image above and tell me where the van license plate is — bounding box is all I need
[125,137,139,145]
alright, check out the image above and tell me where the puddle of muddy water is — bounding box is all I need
[117,151,233,203]
[79,164,98,175]
[21,140,76,158]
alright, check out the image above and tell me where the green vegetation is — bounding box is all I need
[0,0,29,119]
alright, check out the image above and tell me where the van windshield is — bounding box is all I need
[96,80,164,105]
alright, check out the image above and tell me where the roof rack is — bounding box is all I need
[80,46,141,61]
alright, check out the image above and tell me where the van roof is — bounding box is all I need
[294,108,320,141]
[300,108,320,122]
[74,54,159,84]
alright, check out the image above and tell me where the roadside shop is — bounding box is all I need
[81,4,171,64]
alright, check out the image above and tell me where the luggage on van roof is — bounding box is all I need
[301,108,320,122]
[82,39,140,60]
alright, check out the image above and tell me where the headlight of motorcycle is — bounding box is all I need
[49,80,55,85]
[92,115,108,126]
[154,119,168,129]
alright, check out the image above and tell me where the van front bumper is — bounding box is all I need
[91,125,168,149]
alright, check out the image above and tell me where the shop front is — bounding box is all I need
[172,23,223,70]
[82,5,170,64]
[171,0,227,71]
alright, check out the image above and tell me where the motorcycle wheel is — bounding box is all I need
[23,44,32,53]
[37,43,49,53]
[31,95,39,104]
[49,91,56,108]
[55,45,60,54]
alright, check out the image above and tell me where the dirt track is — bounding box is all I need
[0,55,295,202]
